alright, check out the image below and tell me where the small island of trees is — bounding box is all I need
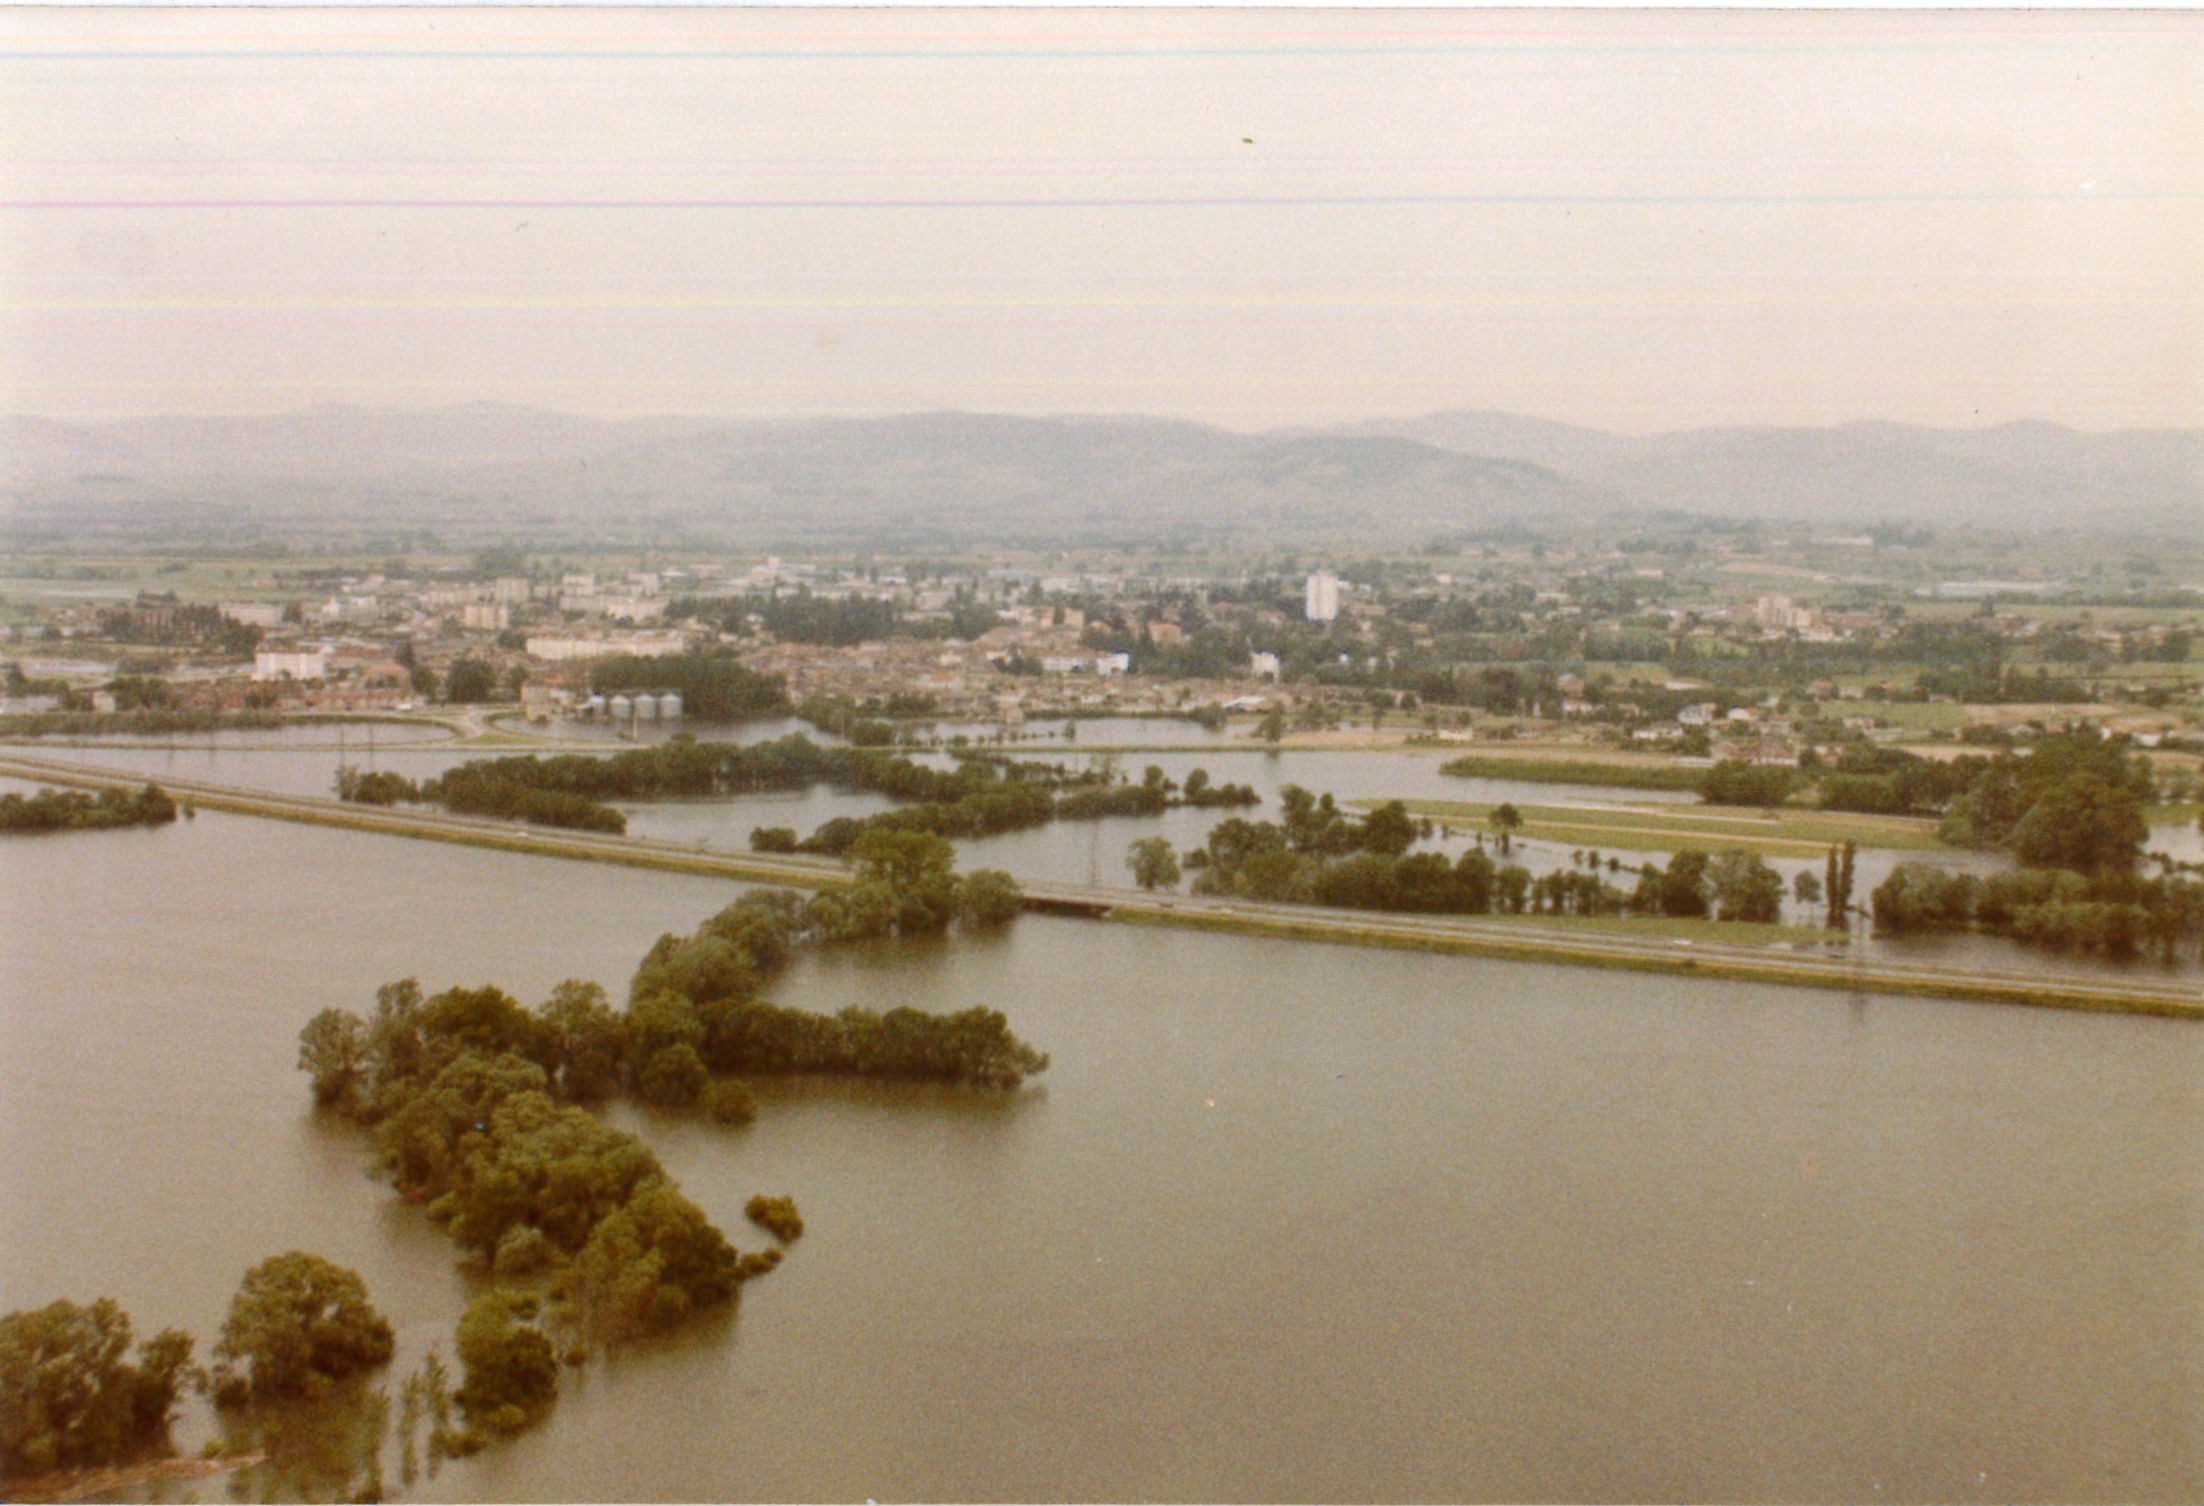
[334,733,1257,857]
[1866,731,2204,960]
[284,849,1048,1458]
[0,782,177,835]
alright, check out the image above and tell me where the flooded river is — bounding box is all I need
[2,811,2199,1501]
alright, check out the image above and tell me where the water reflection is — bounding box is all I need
[184,1378,392,1505]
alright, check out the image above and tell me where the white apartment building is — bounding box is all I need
[1305,571,1341,623]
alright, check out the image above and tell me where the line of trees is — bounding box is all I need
[340,732,1080,832]
[0,783,177,834]
[1162,786,1798,927]
[1871,863,2204,961]
[0,707,287,738]
[779,760,1255,858]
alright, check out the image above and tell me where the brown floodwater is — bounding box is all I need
[1,811,2199,1502]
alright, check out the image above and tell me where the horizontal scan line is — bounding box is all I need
[3,191,2186,211]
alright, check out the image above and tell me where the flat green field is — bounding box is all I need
[1362,797,1949,858]
[1435,753,1705,791]
[1812,699,1967,733]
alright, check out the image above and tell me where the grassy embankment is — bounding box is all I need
[1358,797,1948,859]
[1433,754,1707,791]
[1110,906,2204,1020]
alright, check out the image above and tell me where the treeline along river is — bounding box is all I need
[1,804,2199,1500]
[22,734,2204,986]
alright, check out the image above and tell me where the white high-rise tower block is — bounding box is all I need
[1305,571,1340,622]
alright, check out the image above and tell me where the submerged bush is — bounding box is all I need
[454,1291,557,1428]
[744,1195,804,1242]
[701,1077,757,1126]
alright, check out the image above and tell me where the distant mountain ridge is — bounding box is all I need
[3,404,2194,536]
[1351,410,2201,528]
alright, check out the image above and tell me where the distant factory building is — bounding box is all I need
[1305,571,1341,623]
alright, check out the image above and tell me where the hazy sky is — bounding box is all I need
[2,8,2198,431]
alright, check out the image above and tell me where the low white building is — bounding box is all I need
[1249,651,1281,680]
[254,648,328,682]
[320,595,380,624]
[526,632,687,662]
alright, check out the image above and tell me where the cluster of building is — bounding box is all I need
[7,533,2192,761]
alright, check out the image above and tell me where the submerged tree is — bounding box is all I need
[1126,836,1182,892]
[0,1299,196,1483]
[210,1253,395,1404]
[1488,802,1523,855]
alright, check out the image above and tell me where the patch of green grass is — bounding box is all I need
[1811,699,1967,733]
[1363,797,1949,857]
[1436,754,1706,791]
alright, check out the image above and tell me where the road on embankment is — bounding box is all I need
[3,752,2197,1021]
